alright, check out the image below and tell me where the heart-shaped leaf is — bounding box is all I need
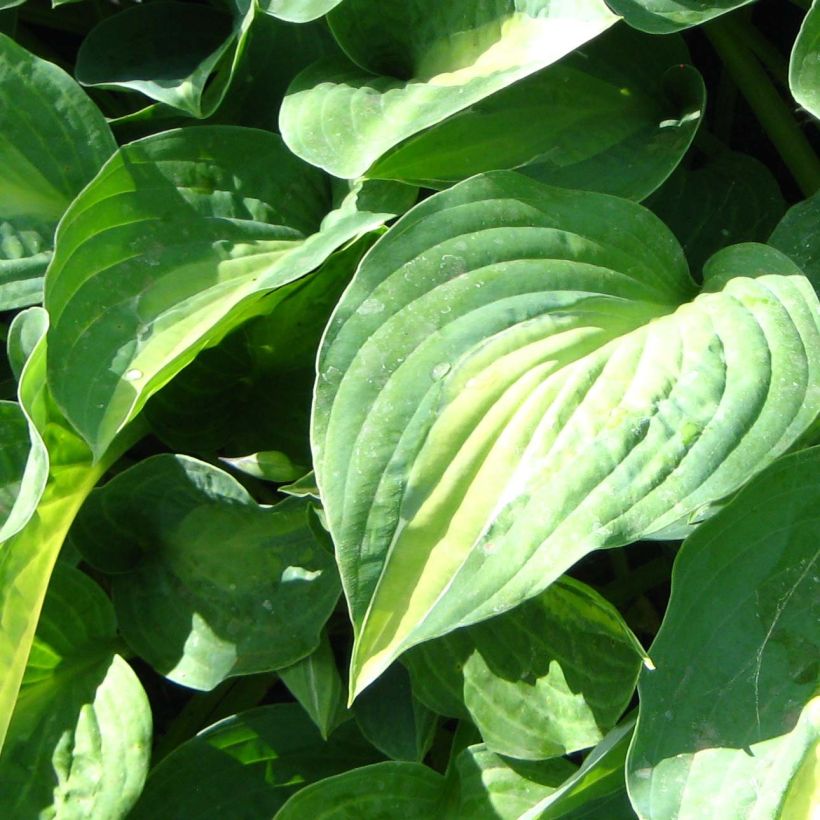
[0,564,151,818]
[368,26,704,201]
[403,578,642,760]
[627,447,820,819]
[0,35,115,309]
[45,126,415,458]
[790,0,820,121]
[312,171,820,699]
[606,0,753,34]
[71,455,341,690]
[280,0,619,178]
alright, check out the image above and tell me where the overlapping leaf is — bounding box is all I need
[0,564,151,819]
[403,578,642,760]
[0,34,115,308]
[45,126,415,457]
[368,26,704,200]
[76,1,241,118]
[131,704,382,819]
[607,0,753,34]
[312,171,820,698]
[770,189,820,292]
[280,0,619,178]
[627,448,820,819]
[259,0,344,23]
[70,455,341,690]
[648,148,786,278]
[790,0,820,120]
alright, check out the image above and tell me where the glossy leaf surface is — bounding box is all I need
[607,0,753,34]
[312,171,820,698]
[791,0,820,120]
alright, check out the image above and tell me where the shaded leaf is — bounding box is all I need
[279,631,347,739]
[770,189,820,292]
[280,0,618,178]
[607,0,753,34]
[369,26,704,201]
[352,663,437,761]
[627,448,820,819]
[0,564,151,819]
[312,171,820,698]
[404,578,642,760]
[790,0,820,120]
[647,148,786,279]
[71,455,341,690]
[131,704,382,819]
[45,126,415,458]
[0,34,115,308]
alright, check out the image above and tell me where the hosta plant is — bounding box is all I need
[0,1,818,818]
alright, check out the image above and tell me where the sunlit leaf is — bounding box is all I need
[607,0,753,34]
[0,564,151,819]
[627,448,820,819]
[312,171,820,698]
[790,0,820,120]
[259,0,344,23]
[280,0,619,178]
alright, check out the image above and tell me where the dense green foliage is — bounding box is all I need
[0,0,818,817]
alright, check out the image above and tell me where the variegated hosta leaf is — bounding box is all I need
[45,126,415,458]
[280,0,619,178]
[312,171,820,699]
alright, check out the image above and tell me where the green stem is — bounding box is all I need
[733,17,790,87]
[706,18,820,196]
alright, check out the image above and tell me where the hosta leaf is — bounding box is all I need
[791,0,820,120]
[368,27,704,200]
[45,126,415,458]
[0,34,115,308]
[647,149,786,279]
[626,448,820,819]
[312,171,820,699]
[75,1,240,118]
[0,309,139,750]
[276,744,575,819]
[221,451,307,484]
[279,631,347,739]
[131,704,382,819]
[0,564,151,819]
[146,236,367,461]
[606,0,753,34]
[403,578,642,760]
[259,0,344,23]
[352,663,437,761]
[770,190,820,292]
[71,455,340,690]
[521,719,635,819]
[280,0,619,178]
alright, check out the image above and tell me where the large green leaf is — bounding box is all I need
[259,0,344,23]
[403,578,642,760]
[647,148,786,279]
[368,26,703,200]
[0,34,115,309]
[312,171,820,699]
[0,309,142,751]
[627,448,820,819]
[0,564,151,819]
[71,455,341,690]
[280,0,619,178]
[791,0,820,120]
[770,190,820,292]
[45,126,415,458]
[606,0,753,34]
[131,704,383,819]
[75,1,240,119]
[276,744,575,819]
